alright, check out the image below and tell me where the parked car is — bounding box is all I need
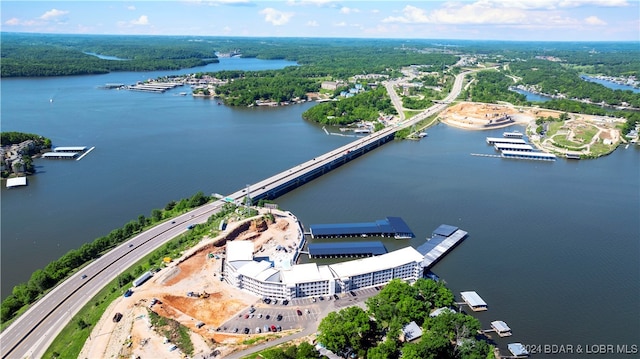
[112,312,123,323]
[296,309,303,316]
[276,314,283,321]
[282,299,289,305]
[333,294,339,300]
[243,328,250,334]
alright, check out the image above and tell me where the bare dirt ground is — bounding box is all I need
[79,208,302,359]
[438,101,560,130]
[438,101,624,157]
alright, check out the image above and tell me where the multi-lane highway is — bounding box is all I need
[0,69,472,359]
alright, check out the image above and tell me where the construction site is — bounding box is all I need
[79,209,304,359]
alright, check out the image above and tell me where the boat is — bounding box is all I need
[179,92,187,96]
[418,132,428,138]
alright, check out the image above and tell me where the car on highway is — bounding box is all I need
[128,243,133,248]
[81,274,87,279]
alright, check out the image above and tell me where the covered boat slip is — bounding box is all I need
[307,241,387,258]
[494,143,534,152]
[6,177,27,188]
[501,150,557,161]
[486,137,527,145]
[417,225,468,268]
[309,216,414,239]
[490,320,512,337]
[460,291,488,311]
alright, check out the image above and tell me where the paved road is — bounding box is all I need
[0,200,227,359]
[0,68,473,359]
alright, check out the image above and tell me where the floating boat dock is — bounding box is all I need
[494,143,534,152]
[416,224,468,268]
[507,343,529,357]
[6,177,27,188]
[501,150,556,161]
[42,146,94,161]
[307,241,387,258]
[460,291,488,311]
[503,131,524,139]
[308,216,414,239]
[486,137,527,145]
[490,320,512,337]
[127,82,183,93]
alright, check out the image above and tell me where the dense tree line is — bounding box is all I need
[0,131,52,148]
[507,59,640,108]
[254,342,322,359]
[302,87,396,125]
[214,70,319,106]
[467,70,527,105]
[1,192,213,323]
[1,33,218,77]
[317,279,492,359]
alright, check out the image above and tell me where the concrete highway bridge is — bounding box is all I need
[0,70,471,359]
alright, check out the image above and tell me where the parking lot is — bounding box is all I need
[216,286,382,335]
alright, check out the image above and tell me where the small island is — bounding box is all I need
[1,131,52,178]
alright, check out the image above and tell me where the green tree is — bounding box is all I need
[318,306,376,353]
[151,209,163,222]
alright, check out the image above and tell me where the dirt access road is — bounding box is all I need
[79,209,303,359]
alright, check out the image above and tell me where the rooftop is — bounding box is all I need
[329,246,423,279]
[309,216,414,238]
[461,291,487,308]
[308,241,387,257]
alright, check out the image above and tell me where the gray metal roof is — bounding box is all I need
[432,224,459,237]
[308,241,387,256]
[309,217,414,238]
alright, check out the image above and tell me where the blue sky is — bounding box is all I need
[2,0,638,41]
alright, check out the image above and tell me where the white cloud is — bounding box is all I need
[5,18,21,26]
[340,6,360,14]
[286,0,338,7]
[333,21,346,27]
[131,15,149,25]
[127,5,136,11]
[260,8,293,26]
[584,15,607,25]
[40,9,69,20]
[307,20,319,27]
[118,15,150,28]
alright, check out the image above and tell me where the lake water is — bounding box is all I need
[2,58,638,357]
[581,75,640,93]
[511,88,553,102]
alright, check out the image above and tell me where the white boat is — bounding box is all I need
[418,132,428,138]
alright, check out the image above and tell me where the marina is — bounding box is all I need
[308,216,414,239]
[126,82,183,93]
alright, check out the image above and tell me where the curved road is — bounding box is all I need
[0,69,472,359]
